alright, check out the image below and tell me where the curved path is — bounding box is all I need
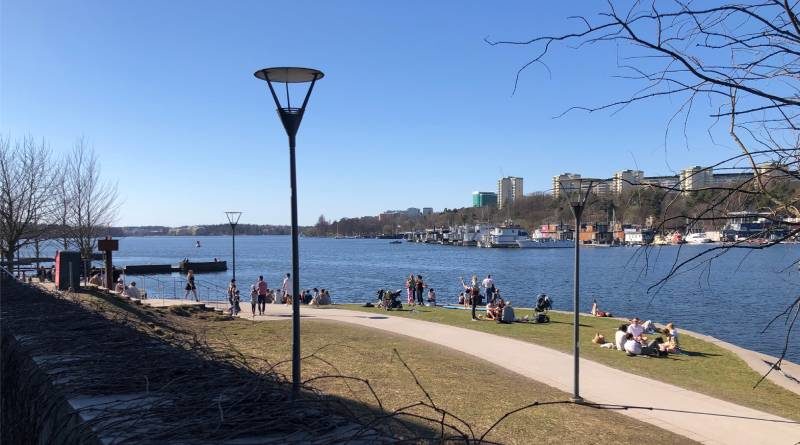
[148,300,800,445]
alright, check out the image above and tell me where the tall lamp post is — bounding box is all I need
[254,67,323,398]
[224,211,242,281]
[564,178,593,403]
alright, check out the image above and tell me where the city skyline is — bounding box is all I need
[2,1,746,226]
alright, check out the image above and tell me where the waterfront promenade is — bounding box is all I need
[144,299,800,444]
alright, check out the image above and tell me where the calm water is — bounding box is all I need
[26,236,800,362]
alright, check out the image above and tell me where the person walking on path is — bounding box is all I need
[256,276,268,315]
[249,285,258,317]
[415,275,425,305]
[231,289,241,316]
[281,273,293,304]
[482,274,496,303]
[184,270,197,301]
[227,279,237,314]
[405,274,415,305]
[460,275,481,321]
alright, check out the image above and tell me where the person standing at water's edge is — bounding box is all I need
[281,273,293,304]
[482,274,495,303]
[460,275,481,321]
[406,274,415,306]
[184,270,197,301]
[256,276,268,315]
[415,275,425,305]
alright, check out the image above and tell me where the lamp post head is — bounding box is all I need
[225,211,242,227]
[254,67,324,138]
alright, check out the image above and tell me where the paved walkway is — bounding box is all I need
[145,299,799,444]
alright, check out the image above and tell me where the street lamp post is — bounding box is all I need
[224,212,242,281]
[564,179,593,403]
[254,67,324,398]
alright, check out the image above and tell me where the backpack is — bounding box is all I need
[500,305,515,323]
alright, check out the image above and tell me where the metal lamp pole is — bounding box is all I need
[254,67,323,398]
[569,201,584,403]
[225,211,242,281]
[565,179,592,404]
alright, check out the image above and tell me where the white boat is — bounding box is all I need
[685,232,713,244]
[517,238,574,248]
[478,224,530,248]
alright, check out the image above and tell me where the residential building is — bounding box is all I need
[497,176,523,209]
[472,191,498,207]
[679,166,713,193]
[422,207,433,215]
[552,173,611,199]
[552,173,582,199]
[612,170,644,194]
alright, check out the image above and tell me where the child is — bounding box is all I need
[250,285,258,317]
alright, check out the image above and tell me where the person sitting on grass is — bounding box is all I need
[665,322,680,347]
[659,327,679,353]
[591,299,612,317]
[114,278,125,294]
[615,324,629,351]
[319,289,332,305]
[427,288,436,306]
[485,299,498,320]
[125,281,141,299]
[458,291,466,306]
[623,333,642,356]
[627,318,647,342]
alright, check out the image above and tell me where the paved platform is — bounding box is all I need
[142,299,799,445]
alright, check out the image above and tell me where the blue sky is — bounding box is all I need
[1,1,738,226]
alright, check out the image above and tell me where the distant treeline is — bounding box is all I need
[108,224,295,237]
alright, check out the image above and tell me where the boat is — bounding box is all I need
[478,223,530,248]
[517,238,573,248]
[195,240,201,248]
[389,240,402,244]
[685,232,712,244]
[178,259,226,273]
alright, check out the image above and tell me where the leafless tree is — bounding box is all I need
[488,0,799,378]
[64,137,119,266]
[0,135,59,271]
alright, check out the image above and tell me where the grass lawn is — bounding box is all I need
[71,290,697,444]
[335,304,800,422]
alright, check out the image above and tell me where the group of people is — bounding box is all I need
[112,277,144,299]
[226,273,333,317]
[458,274,500,321]
[594,317,680,357]
[405,274,436,306]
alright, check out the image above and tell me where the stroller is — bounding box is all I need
[377,289,403,310]
[533,294,552,323]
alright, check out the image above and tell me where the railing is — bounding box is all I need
[129,274,229,303]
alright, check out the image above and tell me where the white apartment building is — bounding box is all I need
[497,176,524,209]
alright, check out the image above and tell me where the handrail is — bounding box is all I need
[131,273,229,303]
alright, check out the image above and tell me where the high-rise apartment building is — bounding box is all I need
[497,176,523,209]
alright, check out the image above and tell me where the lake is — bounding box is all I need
[23,235,800,362]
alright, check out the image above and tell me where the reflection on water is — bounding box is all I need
[25,236,800,362]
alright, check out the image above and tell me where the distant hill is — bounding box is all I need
[108,224,298,237]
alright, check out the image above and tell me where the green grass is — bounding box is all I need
[336,304,800,422]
